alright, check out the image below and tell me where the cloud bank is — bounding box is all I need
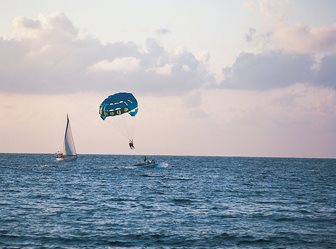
[0,13,212,94]
[221,51,313,90]
[220,51,336,90]
[1,12,336,94]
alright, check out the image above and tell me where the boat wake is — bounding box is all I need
[157,162,169,168]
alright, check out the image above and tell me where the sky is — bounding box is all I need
[1,0,336,158]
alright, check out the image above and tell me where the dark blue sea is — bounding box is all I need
[0,154,335,248]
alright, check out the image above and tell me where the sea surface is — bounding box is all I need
[0,154,335,248]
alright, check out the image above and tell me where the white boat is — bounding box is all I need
[134,156,158,167]
[56,114,78,162]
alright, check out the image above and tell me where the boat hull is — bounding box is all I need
[56,155,78,162]
[134,162,158,167]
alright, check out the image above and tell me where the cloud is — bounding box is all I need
[155,28,170,36]
[244,0,288,22]
[240,2,336,90]
[89,57,140,73]
[12,12,78,40]
[315,54,336,88]
[244,5,336,57]
[0,13,212,95]
[244,1,336,58]
[218,50,336,90]
[2,13,336,95]
[14,16,41,30]
[257,0,288,21]
[147,64,173,76]
[219,51,313,90]
[245,28,256,42]
[271,23,336,55]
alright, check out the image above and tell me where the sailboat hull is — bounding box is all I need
[56,155,78,162]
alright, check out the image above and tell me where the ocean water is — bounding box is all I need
[0,154,335,248]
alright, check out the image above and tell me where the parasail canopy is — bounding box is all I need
[99,92,138,120]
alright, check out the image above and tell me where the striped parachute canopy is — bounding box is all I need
[99,92,138,120]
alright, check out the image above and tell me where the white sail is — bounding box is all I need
[56,114,77,161]
[63,115,77,156]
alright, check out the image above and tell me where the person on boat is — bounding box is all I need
[143,156,155,165]
[129,139,135,149]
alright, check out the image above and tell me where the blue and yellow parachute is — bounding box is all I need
[99,92,138,120]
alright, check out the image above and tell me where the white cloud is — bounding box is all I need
[271,23,336,56]
[155,28,170,36]
[244,0,289,22]
[240,1,336,90]
[89,57,140,73]
[182,64,191,72]
[147,63,173,76]
[258,0,288,21]
[2,12,336,96]
[12,12,78,40]
[244,3,336,57]
[0,13,211,95]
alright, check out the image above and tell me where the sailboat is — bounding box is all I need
[56,114,78,161]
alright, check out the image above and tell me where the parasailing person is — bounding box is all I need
[99,92,138,150]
